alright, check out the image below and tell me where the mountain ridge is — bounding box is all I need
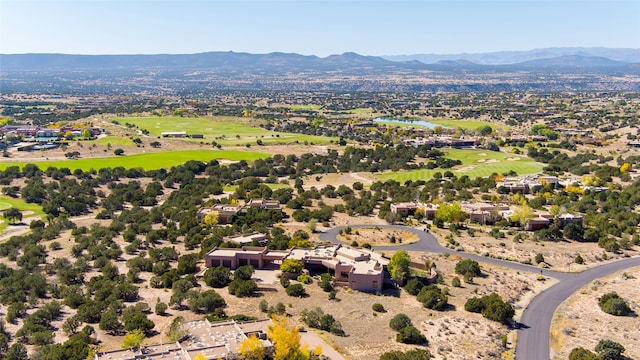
[382,47,640,65]
[2,50,638,72]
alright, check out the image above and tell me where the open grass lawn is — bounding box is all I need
[92,136,135,146]
[0,195,44,232]
[289,104,322,111]
[116,116,336,145]
[379,149,542,182]
[0,150,270,172]
[426,118,510,130]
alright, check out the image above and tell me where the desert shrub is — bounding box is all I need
[285,284,306,297]
[389,313,412,331]
[155,302,167,315]
[595,339,625,360]
[228,279,257,298]
[372,303,386,313]
[569,347,600,360]
[259,300,268,313]
[396,325,427,345]
[297,274,312,284]
[380,349,432,360]
[279,276,290,288]
[598,292,632,316]
[404,278,425,296]
[455,259,481,278]
[451,276,461,287]
[464,293,514,324]
[319,273,333,292]
[300,308,345,336]
[416,285,448,311]
[203,266,231,288]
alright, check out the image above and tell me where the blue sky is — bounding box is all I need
[1,0,638,56]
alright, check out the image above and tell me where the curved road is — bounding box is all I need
[319,224,640,359]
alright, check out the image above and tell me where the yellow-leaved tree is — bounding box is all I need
[510,205,535,229]
[267,315,308,360]
[122,329,145,349]
[203,211,219,227]
[620,163,631,173]
[192,354,207,360]
[239,335,265,360]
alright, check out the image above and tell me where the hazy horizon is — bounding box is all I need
[1,0,639,57]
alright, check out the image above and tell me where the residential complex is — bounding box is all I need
[205,244,389,293]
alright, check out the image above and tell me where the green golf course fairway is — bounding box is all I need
[0,149,270,172]
[0,195,44,232]
[379,149,542,181]
[116,116,336,145]
[426,118,510,130]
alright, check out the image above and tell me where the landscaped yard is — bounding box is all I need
[0,149,270,172]
[378,149,542,182]
[115,116,336,145]
[0,195,44,232]
[426,118,510,130]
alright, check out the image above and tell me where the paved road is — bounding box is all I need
[319,224,640,359]
[319,225,568,279]
[516,256,640,360]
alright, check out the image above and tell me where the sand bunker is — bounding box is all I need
[506,157,521,161]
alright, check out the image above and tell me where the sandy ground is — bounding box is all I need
[428,227,638,273]
[550,266,640,359]
[336,227,420,247]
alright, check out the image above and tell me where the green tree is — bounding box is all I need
[455,259,481,278]
[389,313,412,331]
[62,315,81,335]
[598,293,632,316]
[285,283,306,297]
[569,347,599,360]
[122,311,155,334]
[416,286,448,311]
[595,339,625,360]
[5,343,28,360]
[388,250,411,283]
[403,278,425,296]
[564,221,585,241]
[234,265,255,280]
[396,325,427,345]
[380,349,432,360]
[204,266,231,288]
[99,310,123,335]
[2,208,22,224]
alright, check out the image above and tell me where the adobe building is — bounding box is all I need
[94,319,273,360]
[204,244,389,293]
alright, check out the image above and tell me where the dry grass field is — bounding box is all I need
[550,266,640,359]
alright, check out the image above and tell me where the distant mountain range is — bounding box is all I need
[1,48,639,93]
[383,47,640,65]
[1,48,639,72]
